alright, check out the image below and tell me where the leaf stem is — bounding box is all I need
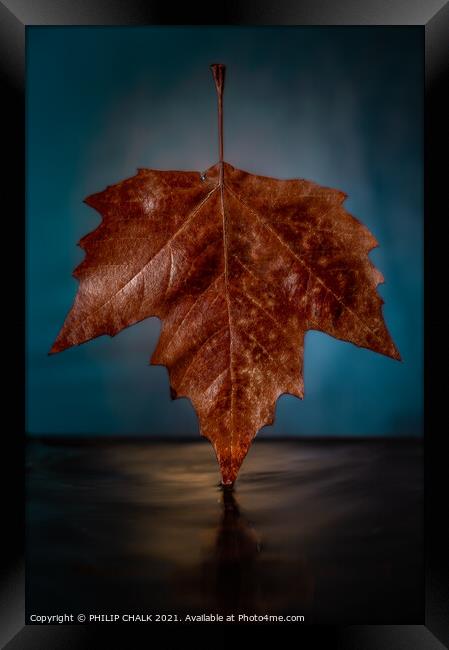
[211,64,226,180]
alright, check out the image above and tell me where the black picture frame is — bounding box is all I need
[1,1,448,647]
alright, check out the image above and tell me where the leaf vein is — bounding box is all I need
[225,184,383,344]
[178,325,228,390]
[72,185,219,331]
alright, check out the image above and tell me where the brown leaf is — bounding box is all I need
[51,64,400,485]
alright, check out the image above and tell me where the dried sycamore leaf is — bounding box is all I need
[51,64,400,484]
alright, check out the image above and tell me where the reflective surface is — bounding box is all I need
[26,440,423,623]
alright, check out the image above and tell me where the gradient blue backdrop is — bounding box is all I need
[26,26,423,437]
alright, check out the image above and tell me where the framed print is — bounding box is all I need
[1,1,448,648]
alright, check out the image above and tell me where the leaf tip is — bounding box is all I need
[49,331,72,355]
[220,466,237,486]
[392,347,402,362]
[216,441,250,485]
[83,192,101,209]
[383,336,401,362]
[338,190,348,203]
[48,341,62,355]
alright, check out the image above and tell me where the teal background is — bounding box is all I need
[26,26,423,437]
